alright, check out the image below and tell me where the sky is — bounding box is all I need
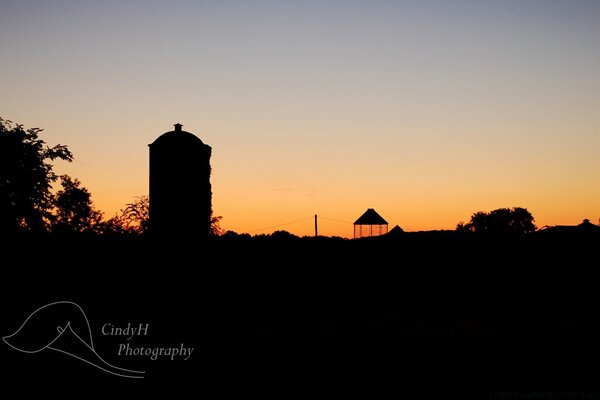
[1,0,599,237]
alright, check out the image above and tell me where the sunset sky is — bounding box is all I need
[2,1,599,237]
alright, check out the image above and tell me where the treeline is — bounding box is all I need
[2,118,595,241]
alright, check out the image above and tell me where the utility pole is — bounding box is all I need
[314,214,318,237]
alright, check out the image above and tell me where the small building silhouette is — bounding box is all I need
[537,218,600,238]
[387,225,405,237]
[148,123,212,238]
[354,208,388,238]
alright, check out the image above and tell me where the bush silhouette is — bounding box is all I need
[457,207,536,236]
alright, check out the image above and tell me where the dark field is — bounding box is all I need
[2,232,600,399]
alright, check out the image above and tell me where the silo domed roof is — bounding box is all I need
[149,123,205,147]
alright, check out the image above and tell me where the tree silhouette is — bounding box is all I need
[0,118,73,235]
[52,175,102,234]
[458,207,536,235]
[122,195,150,234]
[98,195,150,236]
[210,215,224,236]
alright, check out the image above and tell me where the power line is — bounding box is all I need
[247,214,353,234]
[318,216,353,225]
[247,216,314,233]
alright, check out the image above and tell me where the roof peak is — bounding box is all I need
[354,208,388,225]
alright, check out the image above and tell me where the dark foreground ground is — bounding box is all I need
[2,231,600,399]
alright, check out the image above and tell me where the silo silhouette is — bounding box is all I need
[149,123,212,238]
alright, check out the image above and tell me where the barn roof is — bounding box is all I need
[354,208,388,225]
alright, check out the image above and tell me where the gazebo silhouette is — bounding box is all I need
[353,208,388,238]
